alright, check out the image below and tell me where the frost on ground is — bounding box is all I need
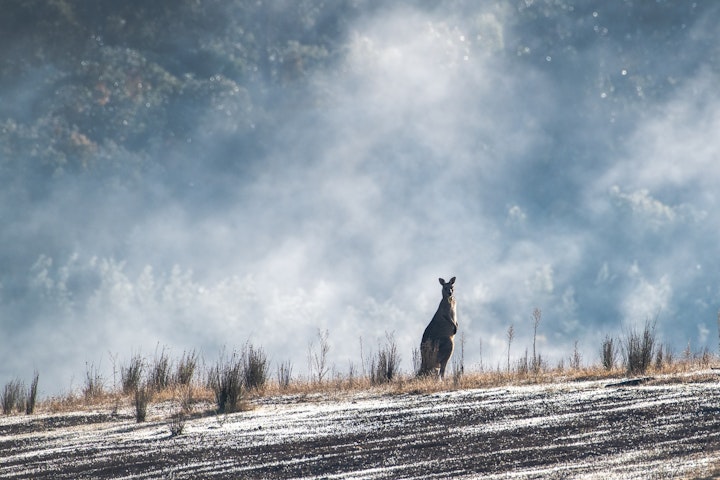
[2,376,720,479]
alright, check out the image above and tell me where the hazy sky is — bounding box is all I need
[3,1,720,395]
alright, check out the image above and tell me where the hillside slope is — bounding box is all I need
[2,374,720,479]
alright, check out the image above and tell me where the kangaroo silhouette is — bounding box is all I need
[419,277,457,379]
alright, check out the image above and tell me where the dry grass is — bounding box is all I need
[241,356,720,400]
[16,348,720,419]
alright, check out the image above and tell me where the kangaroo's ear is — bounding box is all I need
[438,278,446,285]
[449,277,456,284]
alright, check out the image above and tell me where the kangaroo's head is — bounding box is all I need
[439,277,456,300]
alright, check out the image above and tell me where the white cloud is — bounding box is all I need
[627,73,720,191]
[621,267,672,325]
[599,71,720,205]
[595,262,611,285]
[527,264,554,294]
[507,205,527,223]
[697,323,710,346]
[609,186,678,228]
[473,12,505,53]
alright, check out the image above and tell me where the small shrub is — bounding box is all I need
[623,320,656,375]
[411,347,421,375]
[83,362,105,401]
[359,337,369,378]
[169,411,186,437]
[453,331,466,380]
[277,360,293,390]
[134,384,153,423]
[655,343,666,370]
[531,308,542,374]
[506,325,515,373]
[570,341,582,370]
[2,379,24,414]
[177,384,194,415]
[347,362,357,387]
[308,329,330,384]
[121,354,144,394]
[452,365,463,386]
[601,336,617,371]
[208,351,243,413]
[25,371,39,415]
[149,346,172,391]
[664,344,675,366]
[371,333,400,385]
[478,338,484,372]
[174,350,198,386]
[243,344,269,391]
[695,346,712,368]
[682,341,692,363]
[452,332,465,387]
[516,349,530,376]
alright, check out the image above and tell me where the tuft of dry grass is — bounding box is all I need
[623,320,657,375]
[121,354,144,395]
[244,343,269,392]
[208,350,244,413]
[83,362,105,402]
[370,334,401,385]
[134,384,152,422]
[1,379,25,414]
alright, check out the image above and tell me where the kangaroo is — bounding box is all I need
[419,277,457,379]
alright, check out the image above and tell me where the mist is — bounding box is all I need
[2,1,720,395]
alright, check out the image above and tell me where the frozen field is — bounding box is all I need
[3,374,720,479]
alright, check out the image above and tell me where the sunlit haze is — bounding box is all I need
[2,1,719,395]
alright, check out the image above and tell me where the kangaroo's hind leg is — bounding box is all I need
[437,337,455,379]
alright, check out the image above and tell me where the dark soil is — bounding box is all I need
[2,378,720,479]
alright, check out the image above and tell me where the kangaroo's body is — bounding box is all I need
[419,277,457,379]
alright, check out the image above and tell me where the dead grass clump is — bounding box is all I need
[622,320,656,375]
[121,353,144,395]
[516,349,530,376]
[1,372,39,415]
[149,346,172,391]
[277,360,293,391]
[83,362,105,402]
[452,332,466,386]
[370,334,400,385]
[244,344,269,391]
[208,350,244,413]
[174,350,199,387]
[26,371,39,414]
[134,383,153,423]
[308,329,331,384]
[2,379,25,414]
[602,336,618,371]
[169,411,186,436]
[569,341,583,370]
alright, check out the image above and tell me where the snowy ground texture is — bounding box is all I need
[3,374,720,479]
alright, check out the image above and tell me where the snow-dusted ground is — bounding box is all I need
[3,374,720,479]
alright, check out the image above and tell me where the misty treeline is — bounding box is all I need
[0,0,381,180]
[1,0,707,183]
